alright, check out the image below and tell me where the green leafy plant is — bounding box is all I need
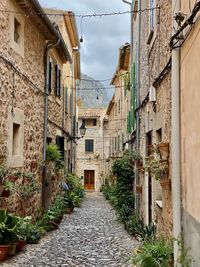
[0,163,8,184]
[132,239,173,267]
[124,149,142,161]
[0,210,20,245]
[46,144,62,162]
[17,179,39,199]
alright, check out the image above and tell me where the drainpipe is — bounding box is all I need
[43,39,60,161]
[171,0,181,265]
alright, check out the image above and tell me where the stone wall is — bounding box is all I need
[137,0,172,236]
[0,0,73,217]
[77,109,106,192]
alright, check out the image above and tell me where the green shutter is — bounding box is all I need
[131,62,136,131]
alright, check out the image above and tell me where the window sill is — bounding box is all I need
[147,30,154,45]
[155,200,163,209]
[7,155,24,168]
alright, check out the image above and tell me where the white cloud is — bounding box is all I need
[39,0,130,87]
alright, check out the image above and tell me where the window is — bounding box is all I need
[118,135,120,151]
[65,86,68,113]
[85,140,94,153]
[12,123,20,155]
[115,103,117,116]
[14,18,21,44]
[93,119,97,126]
[115,137,117,150]
[118,100,120,113]
[8,108,24,168]
[149,0,155,31]
[55,64,61,97]
[147,0,156,44]
[156,128,162,143]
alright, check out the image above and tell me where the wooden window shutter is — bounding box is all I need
[56,136,65,160]
[58,68,61,97]
[55,65,61,97]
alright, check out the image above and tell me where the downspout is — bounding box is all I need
[171,0,181,265]
[43,39,60,161]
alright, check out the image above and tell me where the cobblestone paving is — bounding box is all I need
[2,193,138,267]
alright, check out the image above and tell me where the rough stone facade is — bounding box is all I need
[0,0,80,216]
[103,44,131,179]
[134,0,172,237]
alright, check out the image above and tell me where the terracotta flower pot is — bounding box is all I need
[158,143,169,160]
[6,175,18,183]
[16,240,26,252]
[136,159,143,169]
[65,207,74,214]
[7,243,16,256]
[136,185,142,194]
[0,245,9,262]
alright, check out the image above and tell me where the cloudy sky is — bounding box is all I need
[39,0,130,94]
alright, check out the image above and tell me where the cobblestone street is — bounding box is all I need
[2,193,137,267]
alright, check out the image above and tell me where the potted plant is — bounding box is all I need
[0,210,20,260]
[1,180,14,198]
[63,192,75,214]
[144,158,168,181]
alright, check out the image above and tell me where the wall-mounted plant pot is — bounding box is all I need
[1,189,10,198]
[136,185,142,194]
[0,245,10,262]
[6,175,18,183]
[136,160,143,169]
[160,179,171,190]
[157,143,169,160]
[147,145,154,156]
[129,159,135,165]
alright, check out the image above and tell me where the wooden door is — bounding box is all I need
[84,170,95,190]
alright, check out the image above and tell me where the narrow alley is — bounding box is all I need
[2,194,137,267]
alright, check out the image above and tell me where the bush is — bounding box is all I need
[132,239,173,267]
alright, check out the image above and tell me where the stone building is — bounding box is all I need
[129,0,172,237]
[76,108,106,192]
[103,43,131,178]
[0,0,80,215]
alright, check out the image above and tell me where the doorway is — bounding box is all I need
[84,170,95,190]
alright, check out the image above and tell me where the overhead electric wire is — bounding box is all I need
[0,7,160,18]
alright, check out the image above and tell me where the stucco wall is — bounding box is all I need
[181,1,200,264]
